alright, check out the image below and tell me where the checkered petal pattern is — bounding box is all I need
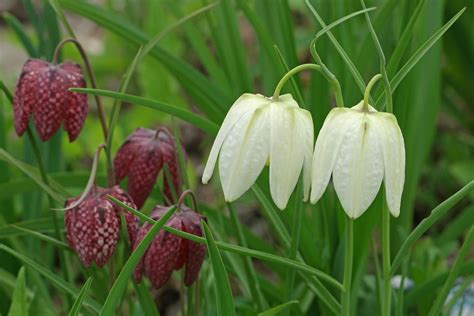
[132,204,206,289]
[113,127,183,209]
[13,59,88,142]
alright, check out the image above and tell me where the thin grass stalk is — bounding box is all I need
[341,217,353,316]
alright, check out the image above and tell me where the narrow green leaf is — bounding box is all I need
[202,221,236,316]
[391,181,474,275]
[2,12,38,57]
[376,7,466,107]
[8,267,28,316]
[0,245,101,313]
[100,206,177,315]
[305,0,367,96]
[429,226,474,316]
[71,88,219,136]
[59,0,230,119]
[108,196,344,291]
[47,0,76,38]
[258,300,298,316]
[10,225,69,250]
[133,282,160,316]
[68,277,93,316]
[0,148,66,203]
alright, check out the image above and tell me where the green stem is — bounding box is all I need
[227,203,267,310]
[272,63,322,101]
[309,41,344,108]
[341,216,354,316]
[382,203,391,316]
[363,74,382,112]
[283,182,304,316]
[26,126,72,306]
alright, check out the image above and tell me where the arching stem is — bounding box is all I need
[363,74,382,112]
[272,64,322,101]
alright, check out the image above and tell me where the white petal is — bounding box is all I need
[370,113,405,217]
[294,109,314,201]
[269,103,305,210]
[332,113,384,218]
[218,105,270,201]
[310,108,355,204]
[202,94,267,184]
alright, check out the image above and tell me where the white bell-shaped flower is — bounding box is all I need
[202,93,313,210]
[310,101,405,219]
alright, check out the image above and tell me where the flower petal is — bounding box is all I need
[310,108,355,204]
[219,105,270,201]
[202,94,267,184]
[269,102,305,210]
[295,109,314,202]
[332,113,384,218]
[370,113,405,217]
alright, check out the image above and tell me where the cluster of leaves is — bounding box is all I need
[0,0,472,315]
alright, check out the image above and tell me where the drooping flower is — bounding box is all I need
[133,205,206,289]
[310,101,405,219]
[202,93,313,210]
[64,185,139,267]
[13,58,88,142]
[113,127,182,209]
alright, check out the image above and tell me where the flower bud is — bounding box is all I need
[13,59,88,142]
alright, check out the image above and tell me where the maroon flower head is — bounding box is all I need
[113,127,182,209]
[64,185,139,267]
[133,205,206,289]
[13,58,88,142]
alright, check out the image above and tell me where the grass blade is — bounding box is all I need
[0,245,101,313]
[100,206,177,315]
[71,88,219,135]
[258,300,298,316]
[108,196,343,290]
[376,7,466,107]
[202,221,236,316]
[2,12,38,57]
[8,267,28,316]
[68,277,93,316]
[10,225,69,251]
[391,181,474,275]
[429,226,474,316]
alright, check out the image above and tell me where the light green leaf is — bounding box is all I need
[8,267,28,316]
[258,300,299,316]
[202,221,236,316]
[100,206,177,315]
[68,277,93,316]
[71,88,219,136]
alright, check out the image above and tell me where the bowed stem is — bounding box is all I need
[363,74,382,111]
[341,216,354,316]
[272,63,321,100]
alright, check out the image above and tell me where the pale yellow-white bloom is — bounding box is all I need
[202,93,313,210]
[310,101,405,219]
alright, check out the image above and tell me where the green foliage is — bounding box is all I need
[0,0,472,314]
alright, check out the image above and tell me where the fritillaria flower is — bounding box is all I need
[64,186,139,267]
[113,127,182,209]
[13,59,88,142]
[310,101,405,219]
[133,204,206,289]
[202,93,313,210]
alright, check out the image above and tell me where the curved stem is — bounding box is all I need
[177,189,198,211]
[363,74,382,112]
[382,202,391,316]
[310,40,344,107]
[341,216,354,316]
[272,63,322,101]
[53,38,112,185]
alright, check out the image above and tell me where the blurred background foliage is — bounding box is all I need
[0,0,472,315]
